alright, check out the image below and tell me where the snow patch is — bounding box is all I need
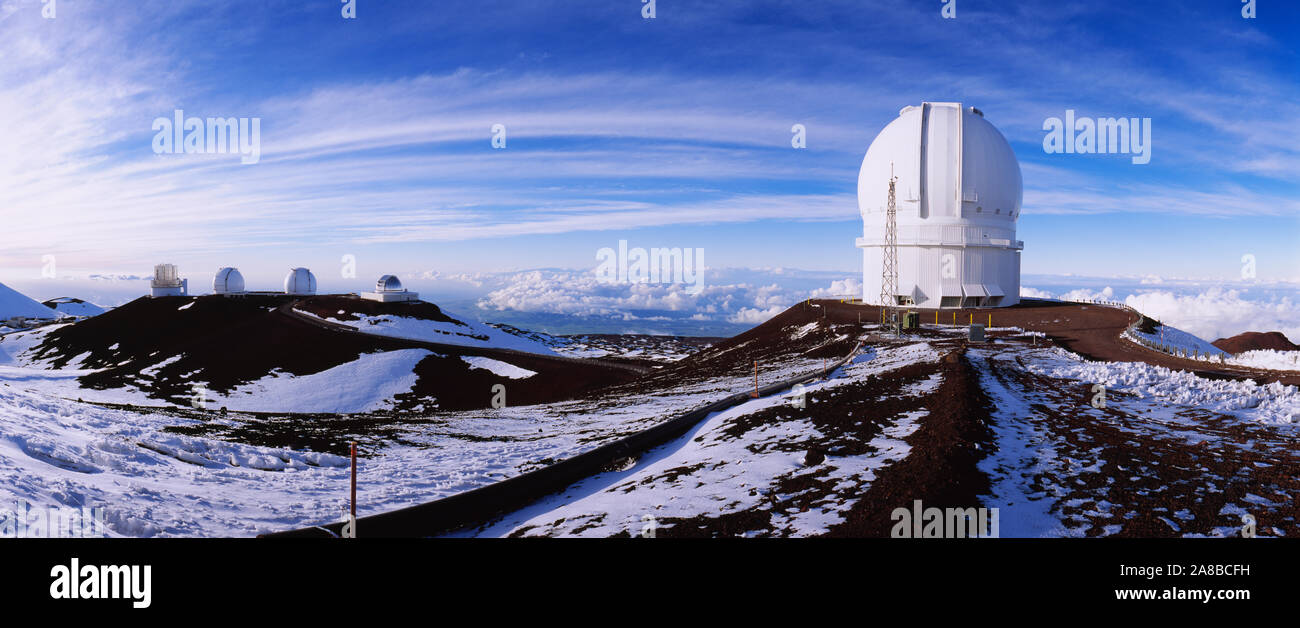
[210,349,434,413]
[460,356,537,379]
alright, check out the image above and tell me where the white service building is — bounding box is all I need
[361,275,418,303]
[856,102,1023,309]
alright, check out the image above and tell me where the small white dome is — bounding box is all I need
[376,275,403,292]
[213,267,245,294]
[284,268,317,295]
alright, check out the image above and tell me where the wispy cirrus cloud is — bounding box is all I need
[0,0,1296,283]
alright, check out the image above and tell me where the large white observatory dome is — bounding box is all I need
[283,268,317,295]
[856,102,1024,309]
[376,275,403,292]
[213,267,245,294]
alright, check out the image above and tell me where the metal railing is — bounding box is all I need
[1062,298,1231,363]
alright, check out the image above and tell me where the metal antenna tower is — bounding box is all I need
[879,163,899,330]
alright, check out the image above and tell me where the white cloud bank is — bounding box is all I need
[480,270,1296,343]
[1019,286,1054,299]
[1123,287,1300,346]
[1022,283,1300,345]
[475,269,858,326]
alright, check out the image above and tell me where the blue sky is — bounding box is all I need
[1,0,1297,294]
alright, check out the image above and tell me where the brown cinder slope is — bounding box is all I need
[19,294,638,410]
[1213,331,1300,354]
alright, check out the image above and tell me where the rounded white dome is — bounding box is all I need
[854,103,1024,310]
[213,267,245,294]
[858,103,1022,228]
[283,268,317,295]
[376,274,403,292]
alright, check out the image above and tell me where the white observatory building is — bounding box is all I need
[361,275,419,303]
[283,268,317,295]
[856,102,1023,309]
[213,267,246,295]
[150,264,188,297]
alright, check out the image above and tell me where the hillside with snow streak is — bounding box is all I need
[0,282,59,321]
[2,298,1299,538]
[0,294,638,413]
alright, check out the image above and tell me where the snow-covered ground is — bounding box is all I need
[0,324,441,413]
[0,324,69,365]
[0,281,61,321]
[1027,346,1300,427]
[460,356,536,379]
[206,349,436,413]
[522,332,711,362]
[1126,322,1227,358]
[0,383,354,537]
[46,300,107,318]
[971,349,1081,538]
[1127,322,1300,372]
[1225,349,1300,372]
[0,330,837,536]
[295,308,558,355]
[456,342,943,537]
[974,343,1299,537]
[3,308,1296,538]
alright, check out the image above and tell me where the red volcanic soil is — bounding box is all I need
[615,297,1300,402]
[525,301,1300,538]
[251,296,1298,537]
[801,299,1300,386]
[650,345,996,538]
[1213,331,1300,354]
[23,294,639,410]
[675,301,861,370]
